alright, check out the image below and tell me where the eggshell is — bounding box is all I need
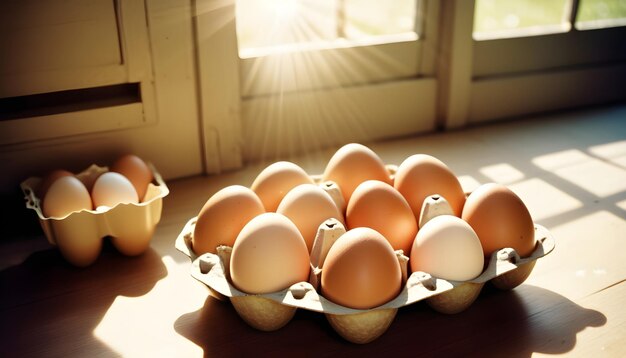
[37,169,73,199]
[394,154,466,219]
[111,154,154,201]
[462,183,535,258]
[410,215,484,281]
[91,172,139,209]
[193,185,265,255]
[277,184,344,252]
[322,143,392,205]
[42,176,93,218]
[230,213,310,294]
[321,227,401,310]
[326,308,397,344]
[24,163,169,266]
[346,180,417,255]
[251,161,314,212]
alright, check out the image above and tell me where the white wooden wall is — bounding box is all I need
[0,0,202,195]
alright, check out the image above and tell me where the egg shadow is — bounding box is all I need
[0,240,167,356]
[174,284,605,356]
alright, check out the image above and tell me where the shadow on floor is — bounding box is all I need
[0,241,167,356]
[174,284,605,357]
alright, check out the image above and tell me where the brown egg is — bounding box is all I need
[251,161,314,212]
[277,184,344,252]
[193,185,265,255]
[322,143,392,205]
[43,176,93,218]
[394,154,466,219]
[462,183,535,258]
[410,215,484,281]
[111,154,154,201]
[37,169,73,199]
[230,213,310,294]
[321,227,401,309]
[346,180,417,256]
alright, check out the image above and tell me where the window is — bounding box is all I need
[576,0,626,29]
[236,0,417,55]
[195,0,439,170]
[469,0,626,123]
[473,0,571,40]
[194,0,626,173]
[235,0,424,96]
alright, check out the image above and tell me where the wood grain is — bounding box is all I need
[2,105,625,357]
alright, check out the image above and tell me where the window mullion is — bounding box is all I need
[567,0,581,28]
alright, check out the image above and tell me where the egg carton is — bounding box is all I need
[21,163,169,267]
[175,214,555,344]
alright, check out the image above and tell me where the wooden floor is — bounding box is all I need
[2,104,626,357]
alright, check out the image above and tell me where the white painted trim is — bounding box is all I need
[473,26,626,78]
[0,66,128,99]
[241,78,437,161]
[194,0,243,173]
[240,39,420,97]
[0,103,145,145]
[469,63,626,123]
[437,0,475,129]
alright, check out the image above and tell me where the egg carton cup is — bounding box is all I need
[21,163,169,267]
[175,215,555,343]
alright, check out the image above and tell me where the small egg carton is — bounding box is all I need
[175,215,555,344]
[21,163,169,267]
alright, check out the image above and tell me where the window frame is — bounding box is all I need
[195,0,440,171]
[196,0,626,172]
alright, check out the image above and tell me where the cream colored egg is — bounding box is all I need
[251,161,314,212]
[91,172,139,209]
[230,213,310,294]
[410,215,484,281]
[277,184,344,252]
[43,176,92,218]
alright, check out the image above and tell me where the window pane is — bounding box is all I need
[236,0,416,55]
[473,0,570,40]
[576,0,626,30]
[344,0,416,39]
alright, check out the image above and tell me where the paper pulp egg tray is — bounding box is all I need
[21,163,169,267]
[175,214,555,344]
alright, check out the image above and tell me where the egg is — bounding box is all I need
[37,169,73,199]
[193,185,265,255]
[394,154,466,220]
[91,172,139,209]
[230,213,310,294]
[276,184,344,252]
[43,176,92,218]
[251,161,314,212]
[346,180,417,256]
[111,154,154,201]
[321,227,401,309]
[322,143,392,205]
[462,183,535,258]
[410,215,484,281]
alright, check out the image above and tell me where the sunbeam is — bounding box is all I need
[236,0,419,161]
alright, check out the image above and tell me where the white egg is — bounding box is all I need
[91,172,139,209]
[410,215,484,281]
